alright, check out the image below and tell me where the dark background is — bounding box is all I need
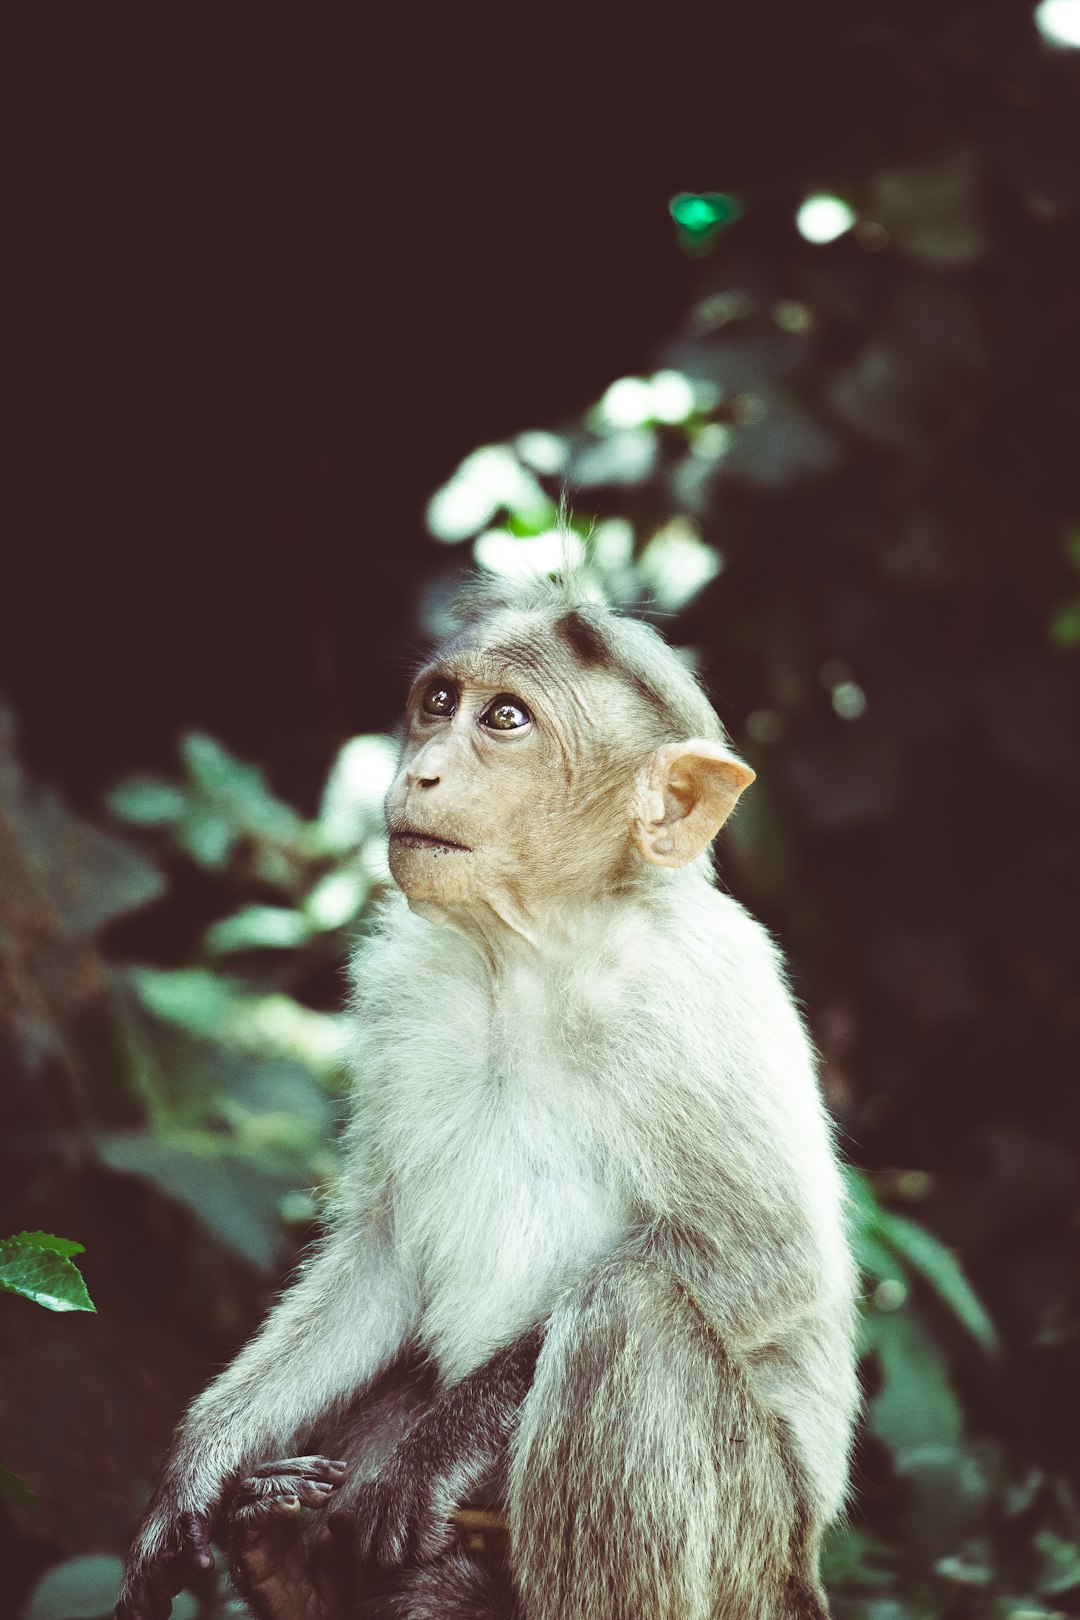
[3,5,1079,1617]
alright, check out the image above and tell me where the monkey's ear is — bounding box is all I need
[633,741,756,868]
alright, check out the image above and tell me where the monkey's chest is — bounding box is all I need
[388,1074,629,1382]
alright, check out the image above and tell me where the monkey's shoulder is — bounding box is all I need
[571,881,802,1037]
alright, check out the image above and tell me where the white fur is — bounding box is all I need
[336,861,857,1517]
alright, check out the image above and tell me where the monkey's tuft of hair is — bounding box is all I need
[446,570,726,749]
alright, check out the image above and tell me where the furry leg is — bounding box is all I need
[356,1550,516,1619]
[509,1256,828,1620]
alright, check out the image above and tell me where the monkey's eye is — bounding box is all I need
[480,694,532,731]
[421,681,457,717]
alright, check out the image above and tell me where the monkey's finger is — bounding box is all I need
[247,1455,349,1482]
[178,1509,215,1571]
[119,1559,182,1620]
[232,1494,302,1527]
[233,1474,337,1509]
[114,1583,155,1620]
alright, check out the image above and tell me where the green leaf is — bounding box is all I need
[0,1460,37,1506]
[849,1225,906,1285]
[843,1167,999,1352]
[181,733,302,841]
[203,905,314,955]
[318,735,399,851]
[305,868,370,930]
[878,1211,999,1352]
[95,1133,298,1272]
[125,968,345,1070]
[819,1523,896,1589]
[105,775,188,826]
[175,804,235,869]
[1035,1530,1080,1595]
[868,1308,963,1459]
[0,1234,95,1313]
[10,1231,85,1258]
[0,761,165,937]
[127,965,237,1036]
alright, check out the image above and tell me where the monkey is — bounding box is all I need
[116,572,859,1620]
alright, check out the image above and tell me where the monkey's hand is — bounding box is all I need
[225,1457,352,1620]
[351,1444,460,1570]
[113,1502,217,1620]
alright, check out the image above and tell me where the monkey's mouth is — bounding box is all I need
[390,828,472,853]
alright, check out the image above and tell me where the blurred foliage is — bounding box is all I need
[3,6,1080,1617]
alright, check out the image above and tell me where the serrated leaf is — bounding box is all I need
[878,1211,999,1352]
[105,776,188,826]
[0,1236,95,1313]
[0,1460,37,1506]
[10,1231,85,1258]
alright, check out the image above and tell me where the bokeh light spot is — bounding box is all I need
[832,681,868,721]
[637,519,721,612]
[873,1278,908,1312]
[746,709,785,745]
[669,192,741,233]
[1035,0,1080,47]
[599,377,655,430]
[796,194,856,244]
[514,431,568,475]
[669,192,744,255]
[649,370,696,424]
[473,528,585,580]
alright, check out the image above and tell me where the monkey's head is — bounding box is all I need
[385,576,754,942]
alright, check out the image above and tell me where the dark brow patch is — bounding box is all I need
[555,610,614,668]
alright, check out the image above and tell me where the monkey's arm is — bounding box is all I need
[352,1326,541,1570]
[116,1218,417,1619]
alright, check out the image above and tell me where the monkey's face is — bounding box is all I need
[384,608,755,946]
[385,648,638,931]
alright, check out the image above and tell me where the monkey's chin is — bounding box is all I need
[388,839,475,905]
